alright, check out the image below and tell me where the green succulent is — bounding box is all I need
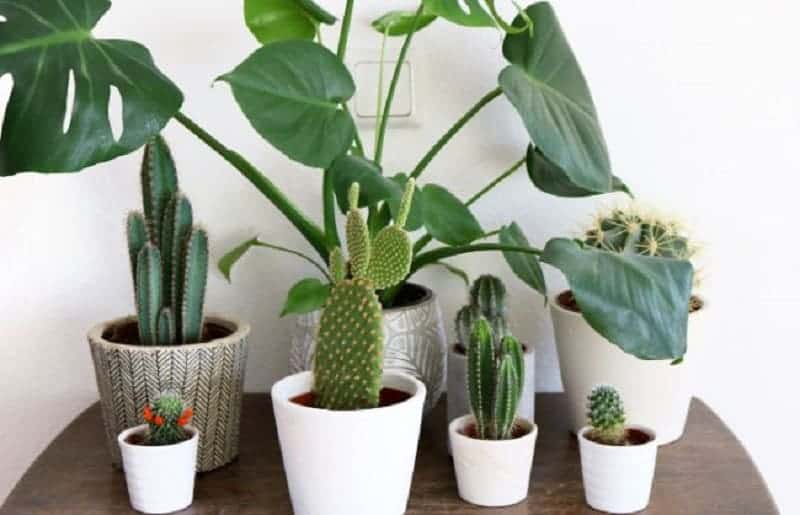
[587,385,626,446]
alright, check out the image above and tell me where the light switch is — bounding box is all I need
[353,59,414,120]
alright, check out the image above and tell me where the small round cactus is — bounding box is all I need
[142,393,193,446]
[587,385,626,446]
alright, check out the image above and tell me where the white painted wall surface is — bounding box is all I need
[1,0,797,511]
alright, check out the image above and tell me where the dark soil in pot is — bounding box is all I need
[383,282,430,310]
[557,290,704,314]
[290,388,412,409]
[125,430,191,446]
[585,428,654,446]
[104,320,233,345]
[460,422,531,440]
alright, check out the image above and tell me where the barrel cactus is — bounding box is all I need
[587,385,626,446]
[127,136,209,345]
[142,393,194,446]
[313,180,415,410]
[467,317,524,440]
[456,275,510,349]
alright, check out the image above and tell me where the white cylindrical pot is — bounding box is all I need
[271,371,426,515]
[551,292,706,444]
[578,425,657,514]
[449,415,538,507]
[118,424,199,514]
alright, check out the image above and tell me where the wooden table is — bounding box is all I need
[1,394,777,514]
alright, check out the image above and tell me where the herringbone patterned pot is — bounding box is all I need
[88,315,249,472]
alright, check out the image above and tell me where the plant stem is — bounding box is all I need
[374,30,389,155]
[410,243,541,275]
[322,168,340,249]
[410,87,503,179]
[466,156,525,206]
[336,0,355,59]
[374,4,425,164]
[174,112,329,261]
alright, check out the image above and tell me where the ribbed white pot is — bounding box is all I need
[118,424,198,514]
[271,371,426,515]
[578,426,658,514]
[449,415,538,507]
[551,292,706,444]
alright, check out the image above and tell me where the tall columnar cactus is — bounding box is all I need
[142,393,194,446]
[313,180,415,410]
[456,275,510,348]
[127,136,209,345]
[467,318,524,440]
[587,385,626,446]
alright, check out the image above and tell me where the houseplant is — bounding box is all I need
[578,385,658,514]
[1,1,693,413]
[550,206,704,444]
[448,274,535,430]
[89,137,250,471]
[272,182,426,515]
[118,393,199,514]
[449,317,538,507]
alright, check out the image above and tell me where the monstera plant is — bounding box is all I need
[0,0,693,361]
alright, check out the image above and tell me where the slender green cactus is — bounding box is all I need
[467,318,524,440]
[313,181,416,410]
[160,193,194,320]
[181,228,209,344]
[587,385,626,445]
[127,212,149,285]
[136,244,162,346]
[157,308,176,346]
[141,136,178,245]
[142,393,193,446]
[455,275,510,347]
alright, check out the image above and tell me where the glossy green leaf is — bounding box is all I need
[0,0,183,176]
[218,41,355,168]
[423,0,495,27]
[218,237,329,282]
[329,155,400,212]
[527,145,631,198]
[387,173,424,230]
[371,10,438,36]
[499,222,546,295]
[244,0,316,44]
[542,238,693,360]
[281,278,331,316]
[421,184,483,245]
[499,3,612,194]
[297,0,337,24]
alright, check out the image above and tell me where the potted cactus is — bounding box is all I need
[271,182,427,515]
[578,385,658,514]
[448,275,535,434]
[118,393,199,514]
[549,206,704,444]
[449,318,538,507]
[88,137,250,471]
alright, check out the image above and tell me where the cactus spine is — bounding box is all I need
[127,136,208,345]
[456,275,510,348]
[313,181,415,410]
[142,393,193,446]
[587,385,626,445]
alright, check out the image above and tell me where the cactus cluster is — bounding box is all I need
[142,393,193,446]
[456,275,510,348]
[313,181,416,410]
[587,385,626,446]
[467,318,524,440]
[127,137,209,345]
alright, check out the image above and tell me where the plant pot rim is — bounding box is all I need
[449,341,535,356]
[381,282,434,312]
[577,425,657,450]
[449,414,537,446]
[118,424,199,451]
[272,370,426,417]
[549,289,708,317]
[88,314,250,351]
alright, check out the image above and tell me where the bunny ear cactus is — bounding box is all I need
[456,275,510,347]
[142,393,194,446]
[313,181,415,410]
[587,385,626,446]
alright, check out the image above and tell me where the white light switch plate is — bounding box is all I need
[347,47,419,128]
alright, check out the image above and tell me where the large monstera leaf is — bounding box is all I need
[0,0,183,176]
[219,41,355,169]
[499,2,612,194]
[542,238,694,360]
[423,0,494,27]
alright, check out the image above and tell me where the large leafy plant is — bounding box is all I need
[0,0,693,360]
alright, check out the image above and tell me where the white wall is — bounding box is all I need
[1,0,797,511]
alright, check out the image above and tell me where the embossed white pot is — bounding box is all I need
[272,371,426,515]
[290,283,446,413]
[551,292,706,444]
[578,425,658,514]
[449,415,538,507]
[118,424,198,514]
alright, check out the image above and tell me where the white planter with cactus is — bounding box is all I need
[578,386,658,514]
[118,394,199,514]
[450,318,538,507]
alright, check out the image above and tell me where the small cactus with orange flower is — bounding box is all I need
[142,393,193,446]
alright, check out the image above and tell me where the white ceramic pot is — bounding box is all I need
[551,292,706,444]
[271,371,426,515]
[449,414,538,507]
[118,424,199,514]
[578,425,658,514]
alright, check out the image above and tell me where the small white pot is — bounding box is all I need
[578,425,658,514]
[271,371,426,515]
[118,424,198,514]
[449,414,538,507]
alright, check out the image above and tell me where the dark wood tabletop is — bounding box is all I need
[0,393,777,514]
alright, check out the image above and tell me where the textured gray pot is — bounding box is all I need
[289,283,446,414]
[88,314,250,472]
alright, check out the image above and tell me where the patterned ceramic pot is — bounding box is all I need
[88,315,249,472]
[289,283,446,413]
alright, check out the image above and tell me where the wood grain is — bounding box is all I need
[0,394,777,514]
